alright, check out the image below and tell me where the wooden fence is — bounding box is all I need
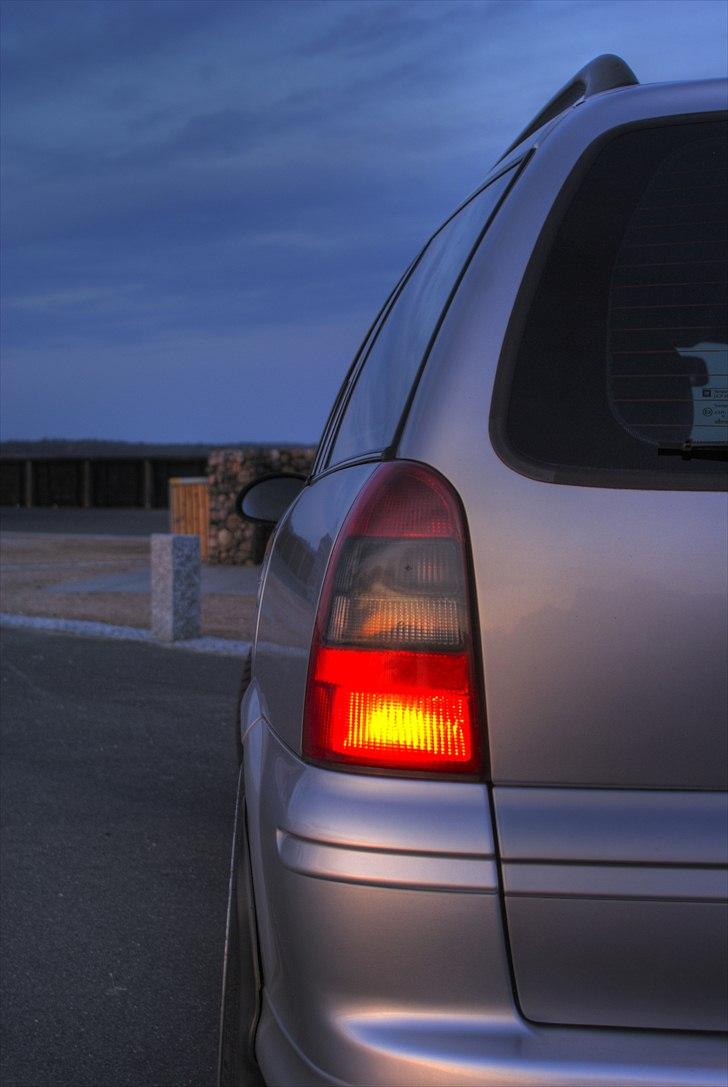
[169,477,210,560]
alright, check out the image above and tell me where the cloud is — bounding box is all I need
[0,0,235,101]
[4,285,143,313]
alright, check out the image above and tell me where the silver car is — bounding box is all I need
[219,55,728,1087]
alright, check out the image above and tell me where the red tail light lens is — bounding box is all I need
[303,462,482,775]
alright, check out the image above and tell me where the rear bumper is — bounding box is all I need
[256,997,728,1087]
[242,715,728,1087]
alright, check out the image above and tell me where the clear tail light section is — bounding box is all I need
[303,462,483,775]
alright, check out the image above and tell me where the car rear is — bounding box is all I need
[238,66,727,1086]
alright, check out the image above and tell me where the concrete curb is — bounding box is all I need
[0,612,250,657]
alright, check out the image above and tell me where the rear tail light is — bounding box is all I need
[303,462,483,775]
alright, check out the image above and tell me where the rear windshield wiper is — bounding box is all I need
[657,442,728,462]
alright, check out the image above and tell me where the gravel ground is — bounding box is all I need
[0,533,256,641]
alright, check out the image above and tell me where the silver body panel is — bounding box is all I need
[241,76,728,1083]
[242,718,727,1085]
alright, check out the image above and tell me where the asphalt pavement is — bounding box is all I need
[0,627,244,1086]
[0,508,169,536]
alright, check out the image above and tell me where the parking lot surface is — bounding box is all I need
[0,534,257,642]
[0,627,243,1086]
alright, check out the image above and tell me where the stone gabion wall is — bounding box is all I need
[206,446,316,564]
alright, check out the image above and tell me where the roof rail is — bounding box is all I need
[497,54,638,162]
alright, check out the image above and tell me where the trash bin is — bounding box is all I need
[168,477,209,560]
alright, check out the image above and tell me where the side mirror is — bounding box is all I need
[235,473,306,526]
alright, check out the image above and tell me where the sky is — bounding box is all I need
[1,0,727,445]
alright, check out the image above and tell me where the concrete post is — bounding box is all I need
[151,534,201,642]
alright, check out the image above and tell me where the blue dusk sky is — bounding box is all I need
[1,0,727,444]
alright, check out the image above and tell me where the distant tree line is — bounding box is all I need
[0,438,311,459]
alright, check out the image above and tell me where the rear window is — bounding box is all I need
[493,118,727,488]
[328,164,518,467]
